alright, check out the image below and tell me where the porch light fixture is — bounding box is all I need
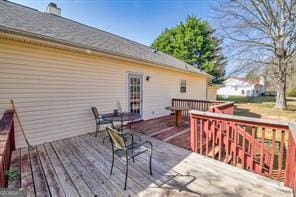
[146,75,150,81]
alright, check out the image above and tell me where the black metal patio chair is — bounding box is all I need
[106,127,153,190]
[91,107,113,140]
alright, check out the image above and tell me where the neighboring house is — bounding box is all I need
[0,1,211,147]
[217,77,265,97]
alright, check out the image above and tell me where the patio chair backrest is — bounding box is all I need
[106,127,125,149]
[91,106,99,119]
[117,101,123,113]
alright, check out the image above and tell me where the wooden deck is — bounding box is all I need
[132,115,191,150]
[8,132,293,196]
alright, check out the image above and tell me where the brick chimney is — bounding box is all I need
[46,2,61,16]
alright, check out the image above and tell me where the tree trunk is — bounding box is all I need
[275,75,287,110]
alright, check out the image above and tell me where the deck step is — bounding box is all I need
[148,126,175,137]
[163,128,190,142]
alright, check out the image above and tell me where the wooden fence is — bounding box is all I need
[190,110,296,190]
[0,110,15,187]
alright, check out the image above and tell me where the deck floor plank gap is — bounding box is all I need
[43,143,80,196]
[50,141,94,196]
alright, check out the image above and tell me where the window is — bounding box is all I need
[180,80,186,93]
[234,86,238,91]
[242,90,245,95]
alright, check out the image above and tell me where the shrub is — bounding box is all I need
[217,95,249,103]
[217,95,276,103]
[5,168,19,181]
[287,88,296,97]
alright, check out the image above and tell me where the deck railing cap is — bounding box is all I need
[288,123,296,141]
[190,110,293,128]
[209,101,234,108]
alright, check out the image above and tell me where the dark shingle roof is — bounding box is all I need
[0,0,210,77]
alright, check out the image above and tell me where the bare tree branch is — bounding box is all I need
[212,0,296,109]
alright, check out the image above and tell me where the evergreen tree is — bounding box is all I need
[151,16,226,84]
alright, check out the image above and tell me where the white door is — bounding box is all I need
[128,73,143,117]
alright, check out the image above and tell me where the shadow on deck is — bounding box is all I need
[8,130,292,196]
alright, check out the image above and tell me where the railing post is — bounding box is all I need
[285,123,296,190]
[190,113,198,152]
[0,110,15,187]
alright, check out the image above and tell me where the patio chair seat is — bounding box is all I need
[106,127,153,190]
[97,119,112,125]
[115,143,149,160]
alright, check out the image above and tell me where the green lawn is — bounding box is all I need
[218,96,296,121]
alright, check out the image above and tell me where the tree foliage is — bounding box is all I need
[151,16,226,84]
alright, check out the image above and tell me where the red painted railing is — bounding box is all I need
[172,98,225,116]
[190,110,296,190]
[0,110,15,187]
[285,123,296,190]
[208,102,234,115]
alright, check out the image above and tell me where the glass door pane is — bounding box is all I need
[128,74,142,116]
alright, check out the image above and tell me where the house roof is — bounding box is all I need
[0,0,210,77]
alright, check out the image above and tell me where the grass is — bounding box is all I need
[218,95,296,121]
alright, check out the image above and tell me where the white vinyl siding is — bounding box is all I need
[0,39,207,147]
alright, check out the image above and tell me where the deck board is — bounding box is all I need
[53,140,107,196]
[8,149,21,188]
[51,141,94,196]
[29,147,50,196]
[20,148,35,196]
[9,132,293,197]
[64,138,121,196]
[72,135,137,196]
[43,143,79,196]
[36,144,65,196]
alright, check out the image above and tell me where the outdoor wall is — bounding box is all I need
[207,86,218,100]
[0,39,207,147]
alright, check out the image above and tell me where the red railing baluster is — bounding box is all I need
[189,108,296,190]
[190,114,197,152]
[233,124,238,166]
[206,120,209,156]
[200,119,203,155]
[218,121,222,161]
[225,122,230,163]
[259,128,265,175]
[212,120,215,159]
[269,129,276,177]
[242,125,246,169]
[278,130,285,181]
[251,127,255,172]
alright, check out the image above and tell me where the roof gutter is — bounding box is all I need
[0,26,212,79]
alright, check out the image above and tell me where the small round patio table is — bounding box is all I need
[102,112,141,132]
